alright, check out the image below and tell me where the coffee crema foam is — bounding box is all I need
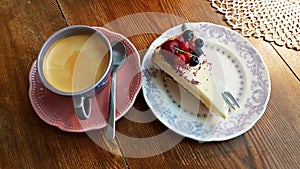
[43,34,110,93]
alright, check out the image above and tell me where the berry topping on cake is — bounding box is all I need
[182,30,194,42]
[190,56,200,66]
[159,29,205,67]
[152,23,230,119]
[195,38,204,48]
[161,40,178,54]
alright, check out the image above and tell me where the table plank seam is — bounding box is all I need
[270,43,300,81]
[115,137,130,169]
[56,0,68,27]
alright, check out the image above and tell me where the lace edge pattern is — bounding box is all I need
[210,0,300,50]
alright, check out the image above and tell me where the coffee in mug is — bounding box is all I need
[37,26,112,120]
[42,34,110,93]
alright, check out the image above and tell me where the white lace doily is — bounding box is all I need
[210,0,300,50]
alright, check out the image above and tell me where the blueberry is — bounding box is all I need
[195,38,204,48]
[189,56,199,66]
[194,46,203,56]
[182,30,194,42]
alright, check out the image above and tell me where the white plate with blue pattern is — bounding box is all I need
[142,22,271,142]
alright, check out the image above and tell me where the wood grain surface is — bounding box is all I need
[0,1,125,169]
[1,0,299,168]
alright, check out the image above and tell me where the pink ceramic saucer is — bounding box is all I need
[29,27,142,132]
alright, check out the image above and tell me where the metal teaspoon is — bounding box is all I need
[106,40,126,140]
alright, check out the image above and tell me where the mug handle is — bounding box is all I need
[74,96,92,120]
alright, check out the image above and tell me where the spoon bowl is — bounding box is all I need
[111,40,126,69]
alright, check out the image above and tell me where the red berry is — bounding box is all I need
[176,53,186,61]
[175,36,184,43]
[175,53,186,66]
[175,36,190,52]
[174,57,185,66]
[184,53,191,63]
[161,40,178,54]
[178,41,189,52]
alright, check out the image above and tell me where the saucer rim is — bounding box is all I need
[28,27,142,132]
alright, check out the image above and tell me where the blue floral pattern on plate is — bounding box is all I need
[142,22,271,141]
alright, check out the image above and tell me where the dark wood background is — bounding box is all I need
[0,0,299,168]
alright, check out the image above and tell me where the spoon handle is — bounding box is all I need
[106,71,117,140]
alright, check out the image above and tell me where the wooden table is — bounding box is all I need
[1,0,299,168]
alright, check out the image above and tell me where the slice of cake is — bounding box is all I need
[152,24,229,119]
